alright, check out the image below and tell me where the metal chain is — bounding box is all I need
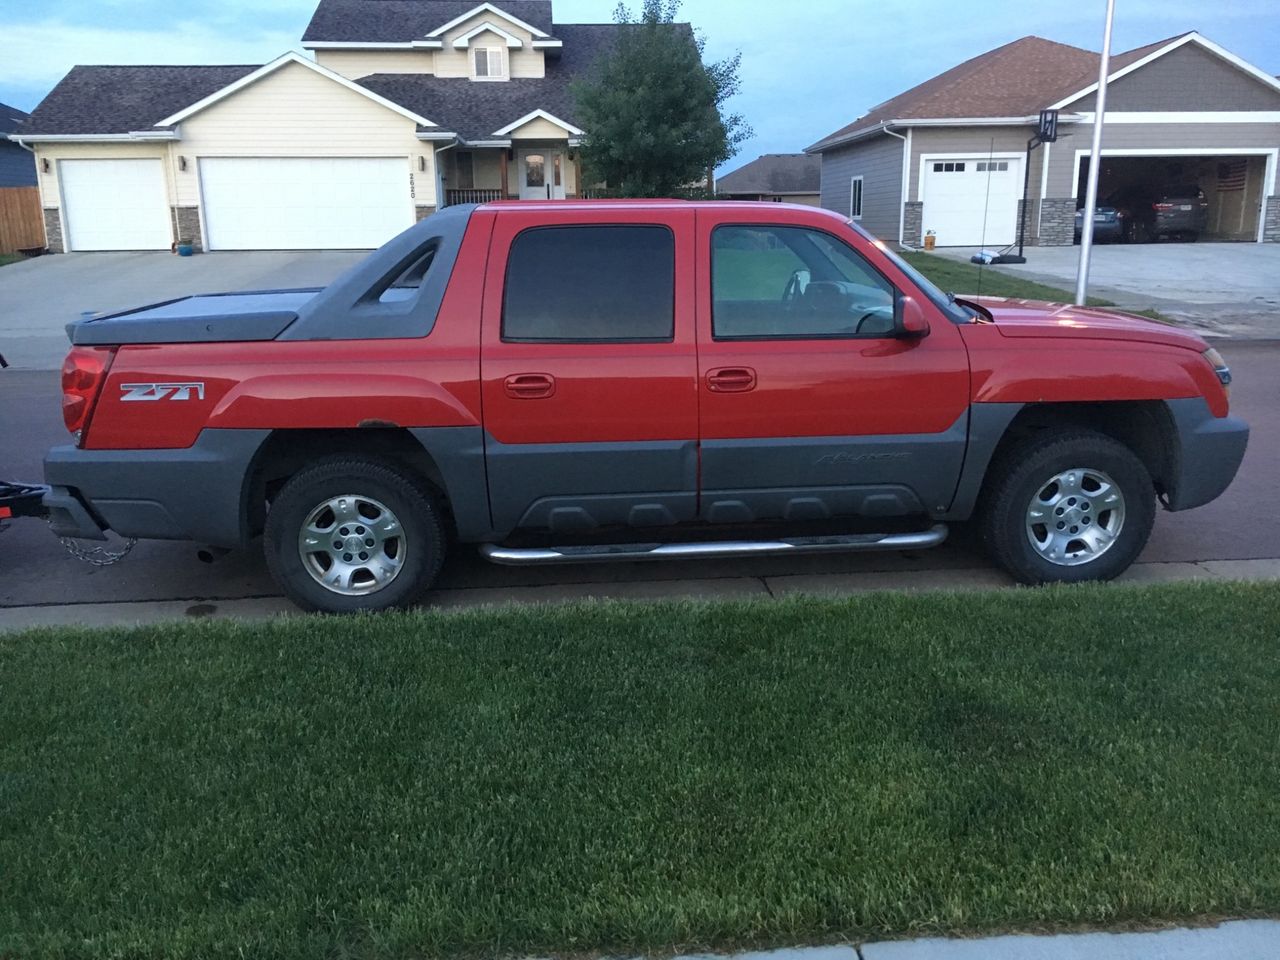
[48,520,138,566]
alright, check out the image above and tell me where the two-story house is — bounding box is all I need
[10,0,674,253]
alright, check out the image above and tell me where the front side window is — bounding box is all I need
[473,47,505,79]
[711,225,896,340]
[503,225,675,342]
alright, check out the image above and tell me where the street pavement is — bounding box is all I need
[1,341,1276,620]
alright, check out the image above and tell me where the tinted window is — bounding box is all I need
[712,225,897,340]
[503,226,675,342]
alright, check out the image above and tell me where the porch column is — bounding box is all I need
[500,150,510,200]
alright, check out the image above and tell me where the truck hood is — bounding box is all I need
[68,289,322,346]
[967,297,1208,352]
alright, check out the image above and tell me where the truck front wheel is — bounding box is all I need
[981,431,1155,585]
[265,457,445,613]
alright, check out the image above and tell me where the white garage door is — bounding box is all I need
[921,157,1022,247]
[59,159,172,251]
[199,157,413,251]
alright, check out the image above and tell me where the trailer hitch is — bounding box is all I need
[1,480,136,565]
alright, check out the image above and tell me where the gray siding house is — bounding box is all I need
[806,32,1280,248]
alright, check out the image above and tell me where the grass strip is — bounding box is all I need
[2,582,1278,958]
[902,251,1115,306]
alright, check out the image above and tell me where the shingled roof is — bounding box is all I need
[0,101,30,135]
[357,22,618,138]
[807,33,1192,152]
[303,0,556,43]
[717,154,820,197]
[15,65,259,136]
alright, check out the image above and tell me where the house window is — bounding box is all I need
[932,161,966,173]
[455,151,475,189]
[850,175,864,219]
[473,47,505,80]
[976,161,1009,173]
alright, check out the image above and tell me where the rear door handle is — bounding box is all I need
[504,373,556,400]
[706,367,757,393]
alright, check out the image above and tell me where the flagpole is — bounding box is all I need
[1075,0,1116,305]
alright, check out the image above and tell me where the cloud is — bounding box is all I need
[1,20,302,90]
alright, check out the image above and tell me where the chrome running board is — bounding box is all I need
[479,525,948,566]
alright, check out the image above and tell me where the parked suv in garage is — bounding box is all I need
[1108,184,1210,242]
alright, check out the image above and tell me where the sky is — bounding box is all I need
[3,0,1278,174]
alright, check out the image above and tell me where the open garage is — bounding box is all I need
[1076,151,1274,243]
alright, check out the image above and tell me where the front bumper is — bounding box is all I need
[43,429,270,547]
[1165,398,1249,511]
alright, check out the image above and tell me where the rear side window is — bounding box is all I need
[503,225,675,342]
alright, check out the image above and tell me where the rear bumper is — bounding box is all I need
[43,430,270,547]
[1165,398,1249,511]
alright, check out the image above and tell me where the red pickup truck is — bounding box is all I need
[44,201,1247,612]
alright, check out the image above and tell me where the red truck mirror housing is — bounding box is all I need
[899,296,931,339]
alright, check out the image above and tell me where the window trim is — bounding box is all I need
[849,175,864,220]
[501,223,678,345]
[709,223,902,343]
[472,46,506,81]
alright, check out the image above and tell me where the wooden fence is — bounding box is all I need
[0,187,45,254]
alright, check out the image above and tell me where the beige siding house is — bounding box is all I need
[807,32,1280,248]
[10,0,664,252]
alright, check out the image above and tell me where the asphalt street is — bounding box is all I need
[1,342,1276,610]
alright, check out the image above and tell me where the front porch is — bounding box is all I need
[439,143,584,207]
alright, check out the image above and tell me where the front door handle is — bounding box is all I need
[504,373,556,400]
[706,367,757,393]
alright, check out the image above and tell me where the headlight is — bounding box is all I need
[1203,347,1232,394]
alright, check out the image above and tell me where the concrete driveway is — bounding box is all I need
[937,242,1280,337]
[0,251,367,370]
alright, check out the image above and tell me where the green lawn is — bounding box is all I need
[4,584,1280,959]
[0,252,26,268]
[902,251,1115,306]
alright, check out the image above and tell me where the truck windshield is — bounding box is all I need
[847,222,972,324]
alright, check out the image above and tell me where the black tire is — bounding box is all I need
[980,431,1155,585]
[265,457,445,613]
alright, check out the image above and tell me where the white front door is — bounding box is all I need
[518,149,566,201]
[58,159,172,251]
[198,157,414,251]
[920,157,1022,246]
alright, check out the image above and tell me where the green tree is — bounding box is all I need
[573,0,751,197]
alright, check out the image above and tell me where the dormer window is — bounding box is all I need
[473,46,506,80]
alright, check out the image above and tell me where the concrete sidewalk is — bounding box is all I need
[666,920,1280,959]
[2,555,1277,633]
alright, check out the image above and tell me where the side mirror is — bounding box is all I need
[899,296,931,339]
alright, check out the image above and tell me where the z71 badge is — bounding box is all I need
[119,382,206,402]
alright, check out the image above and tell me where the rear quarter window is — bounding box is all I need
[502,225,675,343]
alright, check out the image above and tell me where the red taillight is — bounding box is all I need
[1154,202,1173,210]
[61,346,115,443]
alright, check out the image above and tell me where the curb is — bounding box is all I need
[1,557,1278,633]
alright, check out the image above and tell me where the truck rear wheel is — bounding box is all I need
[981,431,1155,585]
[265,457,445,613]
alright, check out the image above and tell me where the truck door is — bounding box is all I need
[694,208,971,523]
[480,207,699,536]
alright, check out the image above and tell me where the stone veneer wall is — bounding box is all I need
[43,209,64,254]
[1264,196,1280,243]
[902,201,923,247]
[171,207,201,251]
[1039,198,1076,247]
[415,205,437,222]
